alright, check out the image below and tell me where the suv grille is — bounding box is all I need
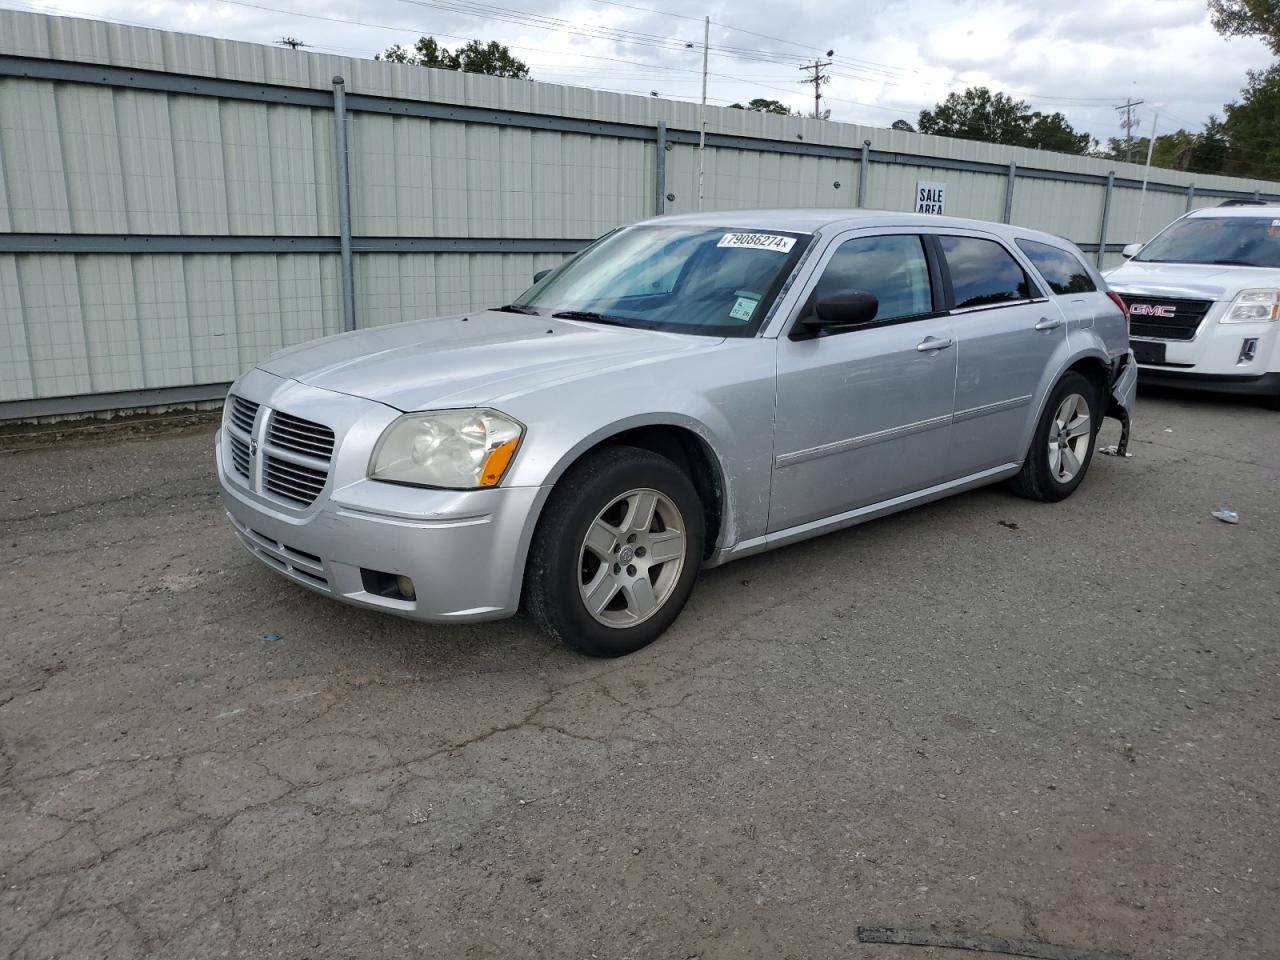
[1124,295,1213,341]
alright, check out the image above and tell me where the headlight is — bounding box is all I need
[369,409,524,489]
[1222,288,1280,323]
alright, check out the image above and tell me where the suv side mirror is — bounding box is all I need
[533,268,552,283]
[1121,243,1142,259]
[803,290,879,332]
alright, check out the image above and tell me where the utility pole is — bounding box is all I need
[276,37,308,50]
[1114,97,1144,162]
[697,14,709,212]
[799,50,834,120]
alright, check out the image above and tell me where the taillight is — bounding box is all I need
[1107,290,1128,330]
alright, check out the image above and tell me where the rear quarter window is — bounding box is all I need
[1016,239,1097,295]
[938,236,1036,309]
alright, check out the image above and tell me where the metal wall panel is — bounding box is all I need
[4,8,1280,417]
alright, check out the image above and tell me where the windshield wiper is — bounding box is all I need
[1208,259,1263,267]
[494,304,541,315]
[551,310,633,326]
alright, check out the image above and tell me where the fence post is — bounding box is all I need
[1254,189,1262,201]
[1096,171,1115,268]
[655,121,667,215]
[1186,183,1196,213]
[1002,161,1016,223]
[332,76,356,333]
[857,140,871,208]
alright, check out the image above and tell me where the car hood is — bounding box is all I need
[1105,260,1280,301]
[258,311,724,411]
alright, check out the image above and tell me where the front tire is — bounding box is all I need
[525,446,705,657]
[1009,372,1101,503]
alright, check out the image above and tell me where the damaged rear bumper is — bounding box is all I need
[1106,351,1137,456]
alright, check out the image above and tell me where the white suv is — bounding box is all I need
[1106,202,1280,406]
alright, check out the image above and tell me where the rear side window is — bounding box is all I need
[939,236,1035,309]
[1016,239,1096,295]
[813,234,933,323]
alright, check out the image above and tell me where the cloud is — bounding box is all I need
[18,0,1276,137]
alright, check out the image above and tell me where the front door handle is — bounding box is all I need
[916,335,954,352]
[1034,317,1063,331]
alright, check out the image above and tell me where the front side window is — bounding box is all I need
[1135,216,1280,268]
[940,236,1035,309]
[513,225,811,336]
[812,234,933,323]
[1016,239,1096,295]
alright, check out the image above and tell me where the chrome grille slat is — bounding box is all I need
[264,453,327,505]
[229,434,251,479]
[229,395,260,435]
[267,411,335,462]
[265,457,327,485]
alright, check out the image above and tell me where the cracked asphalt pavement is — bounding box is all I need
[1,392,1277,960]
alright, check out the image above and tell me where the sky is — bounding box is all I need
[2,0,1274,143]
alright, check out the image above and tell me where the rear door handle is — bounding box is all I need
[916,336,954,352]
[1034,317,1063,331]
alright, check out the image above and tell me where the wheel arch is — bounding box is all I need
[1017,347,1113,462]
[535,414,729,562]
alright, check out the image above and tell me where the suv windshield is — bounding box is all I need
[512,225,811,336]
[1136,216,1280,268]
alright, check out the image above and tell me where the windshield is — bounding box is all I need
[1136,216,1280,268]
[512,224,812,336]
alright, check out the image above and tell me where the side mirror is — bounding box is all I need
[1121,243,1142,259]
[533,268,552,283]
[803,290,879,333]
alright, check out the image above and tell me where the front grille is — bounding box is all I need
[1123,295,1213,341]
[267,411,336,460]
[264,455,328,506]
[229,394,260,434]
[229,433,251,478]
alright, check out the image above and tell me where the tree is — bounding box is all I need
[916,86,1091,155]
[728,98,796,115]
[1025,111,1091,153]
[1209,0,1280,53]
[375,36,531,79]
[1223,64,1280,178]
[1094,120,1230,174]
[890,119,915,132]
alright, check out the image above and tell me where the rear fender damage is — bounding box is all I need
[1104,352,1137,456]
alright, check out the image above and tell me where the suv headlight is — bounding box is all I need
[1222,288,1280,323]
[369,409,524,489]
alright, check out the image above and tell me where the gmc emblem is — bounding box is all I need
[1129,303,1177,318]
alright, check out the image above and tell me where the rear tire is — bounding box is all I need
[525,446,705,657]
[1009,371,1101,503]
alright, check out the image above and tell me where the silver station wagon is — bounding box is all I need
[217,210,1136,657]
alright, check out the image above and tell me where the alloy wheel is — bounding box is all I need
[577,488,687,628]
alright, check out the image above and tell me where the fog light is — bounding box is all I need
[360,568,416,601]
[1239,338,1259,364]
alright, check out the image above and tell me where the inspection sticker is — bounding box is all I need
[729,296,758,321]
[718,232,795,253]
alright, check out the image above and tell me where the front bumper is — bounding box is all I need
[215,370,549,623]
[1136,369,1280,398]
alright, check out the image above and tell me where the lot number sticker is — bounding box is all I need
[718,232,796,253]
[915,181,946,215]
